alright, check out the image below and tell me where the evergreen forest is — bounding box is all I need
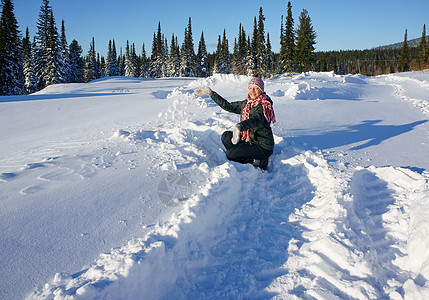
[1,0,428,96]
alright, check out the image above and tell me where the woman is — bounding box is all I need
[195,77,275,170]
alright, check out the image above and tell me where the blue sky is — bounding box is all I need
[12,0,429,57]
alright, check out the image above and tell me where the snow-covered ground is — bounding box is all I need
[1,71,428,299]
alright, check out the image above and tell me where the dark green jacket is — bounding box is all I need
[211,91,275,152]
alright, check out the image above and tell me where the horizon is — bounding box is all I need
[10,0,429,57]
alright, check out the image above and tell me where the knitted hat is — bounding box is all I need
[248,77,264,92]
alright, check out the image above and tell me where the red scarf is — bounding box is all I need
[241,93,276,141]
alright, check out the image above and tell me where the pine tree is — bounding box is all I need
[166,34,180,77]
[417,24,427,69]
[295,9,317,72]
[0,0,24,95]
[106,39,119,76]
[399,29,409,72]
[22,27,31,64]
[118,48,125,76]
[180,17,196,77]
[125,41,133,77]
[255,7,267,77]
[214,35,222,74]
[22,28,37,93]
[33,0,66,88]
[60,20,71,82]
[280,1,295,74]
[42,10,65,86]
[215,30,231,74]
[248,17,258,76]
[162,36,169,77]
[33,0,51,90]
[196,32,210,77]
[279,15,286,71]
[150,22,165,78]
[99,55,105,78]
[232,23,247,75]
[131,43,139,77]
[84,37,97,82]
[245,36,255,76]
[266,33,274,76]
[124,42,138,78]
[69,39,84,82]
[140,43,149,78]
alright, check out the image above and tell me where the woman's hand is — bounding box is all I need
[195,86,212,96]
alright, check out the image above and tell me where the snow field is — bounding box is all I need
[1,72,429,299]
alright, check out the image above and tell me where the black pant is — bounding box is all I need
[221,131,273,164]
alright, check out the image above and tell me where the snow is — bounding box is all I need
[0,71,428,299]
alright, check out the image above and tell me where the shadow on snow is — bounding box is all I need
[291,119,427,151]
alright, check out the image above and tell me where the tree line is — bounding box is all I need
[0,0,319,95]
[1,0,428,96]
[312,26,428,76]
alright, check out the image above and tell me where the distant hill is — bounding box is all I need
[375,36,429,50]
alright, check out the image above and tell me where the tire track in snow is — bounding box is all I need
[267,152,381,299]
[350,166,429,298]
[382,74,429,117]
[350,169,407,298]
[267,152,429,299]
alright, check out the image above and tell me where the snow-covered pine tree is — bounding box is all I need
[399,29,410,72]
[118,48,125,76]
[150,22,165,78]
[214,29,230,74]
[106,40,112,77]
[166,33,180,77]
[417,24,427,69]
[60,20,71,82]
[34,0,51,90]
[84,37,97,82]
[196,32,210,77]
[99,55,105,78]
[232,38,238,73]
[248,17,258,76]
[285,2,295,73]
[68,39,84,83]
[125,41,133,77]
[0,0,24,95]
[221,30,231,74]
[180,17,196,77]
[131,43,139,77]
[280,1,295,74]
[232,23,247,75]
[42,10,65,86]
[161,36,169,77]
[255,7,267,78]
[295,9,316,72]
[279,15,285,70]
[245,36,255,76]
[106,39,119,76]
[266,33,274,76]
[140,43,149,78]
[279,1,295,74]
[22,28,37,94]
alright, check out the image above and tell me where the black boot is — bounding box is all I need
[253,159,269,170]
